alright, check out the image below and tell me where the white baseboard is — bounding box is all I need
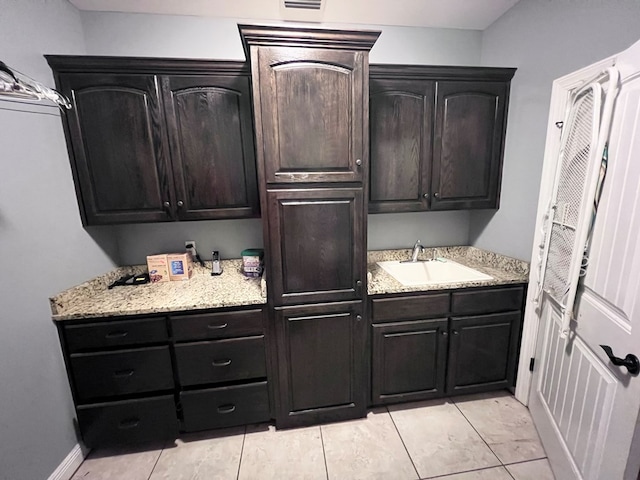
[48,443,89,480]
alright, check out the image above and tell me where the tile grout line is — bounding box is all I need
[451,398,504,466]
[235,425,248,480]
[421,464,517,479]
[386,405,421,479]
[147,442,166,480]
[319,425,330,480]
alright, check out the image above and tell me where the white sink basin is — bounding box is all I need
[377,259,493,286]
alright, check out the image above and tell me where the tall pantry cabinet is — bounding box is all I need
[240,25,380,428]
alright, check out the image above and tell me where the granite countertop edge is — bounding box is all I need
[367,246,529,296]
[51,247,529,322]
[50,259,267,322]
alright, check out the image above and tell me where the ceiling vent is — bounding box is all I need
[280,0,324,22]
[284,0,322,9]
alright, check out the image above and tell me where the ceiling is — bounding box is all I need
[68,0,521,30]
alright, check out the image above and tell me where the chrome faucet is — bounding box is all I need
[410,240,424,262]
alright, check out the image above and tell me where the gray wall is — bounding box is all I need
[80,12,482,264]
[0,1,119,479]
[470,0,640,261]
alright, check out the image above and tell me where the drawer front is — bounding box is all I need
[77,395,177,448]
[451,286,524,315]
[174,336,266,386]
[70,346,174,402]
[64,317,168,353]
[171,309,264,342]
[371,293,450,323]
[181,381,270,431]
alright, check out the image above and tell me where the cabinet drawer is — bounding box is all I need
[174,336,266,386]
[70,346,174,402]
[171,309,264,342]
[451,286,524,315]
[64,317,168,353]
[77,395,177,448]
[180,381,270,431]
[371,293,450,323]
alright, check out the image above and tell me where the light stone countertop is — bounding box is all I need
[50,247,528,322]
[368,246,529,296]
[50,259,266,322]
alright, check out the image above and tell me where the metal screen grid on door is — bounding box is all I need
[542,89,595,302]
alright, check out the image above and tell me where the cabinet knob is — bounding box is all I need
[433,192,440,199]
[355,159,362,166]
[163,201,170,208]
[453,330,459,335]
[442,331,448,336]
[177,200,184,207]
[356,315,362,322]
[356,280,362,287]
[423,193,429,199]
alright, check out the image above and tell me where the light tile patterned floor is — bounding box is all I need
[71,391,555,480]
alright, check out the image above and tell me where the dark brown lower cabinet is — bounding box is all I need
[77,395,178,448]
[180,382,270,431]
[273,301,367,428]
[370,285,525,406]
[371,318,448,404]
[446,312,522,395]
[57,306,270,447]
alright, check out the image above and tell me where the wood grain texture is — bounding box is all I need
[371,318,448,405]
[369,79,434,213]
[273,301,366,428]
[267,187,364,305]
[257,47,365,183]
[432,81,509,210]
[60,73,174,225]
[447,311,522,395]
[162,74,259,220]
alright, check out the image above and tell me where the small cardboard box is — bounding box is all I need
[146,254,170,283]
[167,253,193,281]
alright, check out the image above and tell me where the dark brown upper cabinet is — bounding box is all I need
[240,25,380,185]
[432,81,510,210]
[161,74,258,221]
[47,57,259,225]
[369,78,435,213]
[368,65,515,213]
[266,187,365,305]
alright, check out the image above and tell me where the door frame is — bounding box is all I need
[515,54,617,405]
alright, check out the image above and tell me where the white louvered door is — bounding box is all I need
[528,39,640,480]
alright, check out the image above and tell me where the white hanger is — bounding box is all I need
[0,61,71,110]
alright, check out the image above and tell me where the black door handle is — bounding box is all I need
[600,345,640,375]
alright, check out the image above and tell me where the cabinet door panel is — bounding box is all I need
[432,81,508,210]
[60,73,173,225]
[372,318,448,405]
[369,79,434,212]
[267,188,364,305]
[273,301,366,428]
[162,75,258,220]
[257,47,365,183]
[446,311,521,395]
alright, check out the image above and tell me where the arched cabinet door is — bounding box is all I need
[161,75,259,220]
[431,81,509,210]
[369,79,435,213]
[60,73,174,225]
[255,47,367,184]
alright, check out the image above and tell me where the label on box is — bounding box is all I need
[146,254,169,283]
[167,253,193,281]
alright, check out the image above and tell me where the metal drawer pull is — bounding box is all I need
[212,359,232,367]
[118,418,140,429]
[105,330,128,339]
[207,323,228,330]
[217,404,236,414]
[114,369,135,378]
